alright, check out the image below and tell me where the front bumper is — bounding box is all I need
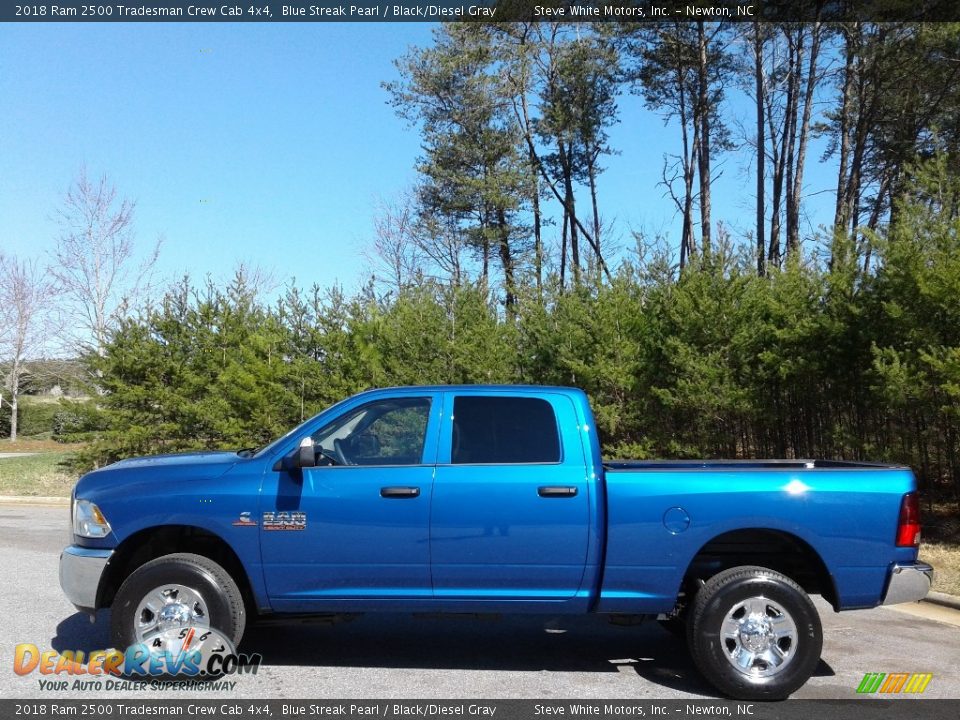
[881,562,934,605]
[59,545,113,613]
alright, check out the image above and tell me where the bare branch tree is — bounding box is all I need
[365,192,425,293]
[0,255,60,441]
[416,213,476,287]
[228,262,280,300]
[51,168,160,356]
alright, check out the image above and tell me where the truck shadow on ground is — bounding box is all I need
[245,613,728,696]
[52,612,834,698]
[52,610,111,654]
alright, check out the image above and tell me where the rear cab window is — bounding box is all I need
[451,395,561,464]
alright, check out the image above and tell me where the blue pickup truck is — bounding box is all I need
[60,385,932,699]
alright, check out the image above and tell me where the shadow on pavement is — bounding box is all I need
[52,610,111,653]
[243,613,724,696]
[812,659,835,677]
[51,610,834,698]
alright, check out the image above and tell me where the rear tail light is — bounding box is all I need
[896,492,921,547]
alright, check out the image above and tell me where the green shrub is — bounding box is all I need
[52,400,107,442]
[16,399,60,437]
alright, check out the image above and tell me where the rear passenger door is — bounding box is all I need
[430,391,591,605]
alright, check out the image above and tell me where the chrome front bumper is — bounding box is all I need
[882,562,934,605]
[59,545,113,613]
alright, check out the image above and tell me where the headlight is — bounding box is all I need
[73,499,112,538]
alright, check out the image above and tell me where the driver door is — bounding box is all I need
[260,394,441,611]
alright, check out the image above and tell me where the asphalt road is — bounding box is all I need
[2,504,958,700]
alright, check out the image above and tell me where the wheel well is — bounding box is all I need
[681,529,838,610]
[98,526,257,615]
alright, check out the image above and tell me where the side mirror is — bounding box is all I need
[298,437,316,468]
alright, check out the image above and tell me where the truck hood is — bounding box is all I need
[105,450,241,471]
[74,450,241,499]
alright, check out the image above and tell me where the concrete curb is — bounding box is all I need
[925,591,960,611]
[0,495,69,506]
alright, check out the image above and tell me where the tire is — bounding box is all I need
[688,566,822,700]
[111,553,246,653]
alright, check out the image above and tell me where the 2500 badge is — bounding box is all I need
[262,511,306,531]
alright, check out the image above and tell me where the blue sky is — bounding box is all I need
[0,23,839,294]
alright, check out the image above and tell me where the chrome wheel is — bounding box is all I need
[720,595,797,678]
[134,583,210,646]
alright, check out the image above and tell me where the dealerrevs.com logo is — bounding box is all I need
[13,626,261,691]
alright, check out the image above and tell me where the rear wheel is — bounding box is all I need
[688,566,822,700]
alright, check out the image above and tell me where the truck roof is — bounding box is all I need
[354,384,585,395]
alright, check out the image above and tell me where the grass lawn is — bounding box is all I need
[0,451,77,497]
[0,438,85,453]
[922,501,960,597]
[920,542,960,596]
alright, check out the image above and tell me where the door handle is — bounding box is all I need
[380,486,421,498]
[538,486,578,498]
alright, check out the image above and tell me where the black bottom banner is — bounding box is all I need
[3,700,958,720]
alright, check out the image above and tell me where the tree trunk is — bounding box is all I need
[766,46,786,268]
[696,21,712,256]
[481,236,490,288]
[754,19,766,277]
[847,31,877,246]
[519,86,543,296]
[532,175,543,296]
[787,20,821,258]
[833,26,855,236]
[8,370,19,442]
[676,60,695,269]
[559,141,581,284]
[9,394,17,442]
[782,28,801,261]
[496,208,516,312]
[560,210,568,290]
[588,148,602,260]
[863,170,891,275]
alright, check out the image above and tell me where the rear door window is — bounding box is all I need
[451,396,561,464]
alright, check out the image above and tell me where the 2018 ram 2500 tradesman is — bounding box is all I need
[61,385,932,699]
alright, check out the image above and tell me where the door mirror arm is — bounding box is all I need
[272,437,316,473]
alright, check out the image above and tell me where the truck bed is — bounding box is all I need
[596,458,917,614]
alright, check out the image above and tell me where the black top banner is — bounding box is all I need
[4,0,960,22]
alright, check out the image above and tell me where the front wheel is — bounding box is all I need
[688,566,822,700]
[111,553,246,658]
